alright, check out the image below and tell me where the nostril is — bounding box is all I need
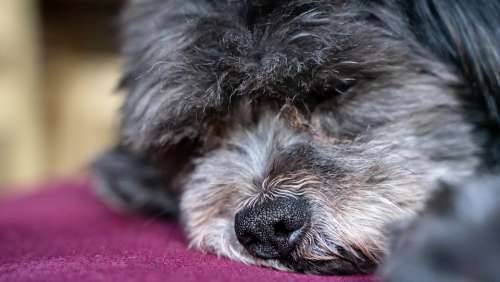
[273,221,299,238]
[238,233,258,246]
[273,221,289,237]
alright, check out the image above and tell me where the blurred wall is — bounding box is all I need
[0,0,124,194]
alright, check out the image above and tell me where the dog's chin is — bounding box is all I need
[238,246,377,275]
[280,257,377,275]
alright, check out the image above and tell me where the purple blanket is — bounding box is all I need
[0,180,377,282]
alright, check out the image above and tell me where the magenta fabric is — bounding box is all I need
[0,179,378,282]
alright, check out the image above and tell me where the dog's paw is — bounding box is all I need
[381,176,500,282]
[91,146,178,218]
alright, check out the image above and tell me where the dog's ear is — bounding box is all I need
[91,145,179,218]
[91,142,198,218]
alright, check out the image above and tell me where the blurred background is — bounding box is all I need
[0,0,125,195]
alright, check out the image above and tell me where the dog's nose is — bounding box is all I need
[234,197,310,259]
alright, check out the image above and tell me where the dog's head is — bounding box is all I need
[118,0,479,274]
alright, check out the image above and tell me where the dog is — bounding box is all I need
[92,0,500,277]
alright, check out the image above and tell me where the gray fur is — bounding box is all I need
[381,177,500,282]
[92,0,499,276]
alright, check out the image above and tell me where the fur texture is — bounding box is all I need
[382,177,500,282]
[92,0,500,276]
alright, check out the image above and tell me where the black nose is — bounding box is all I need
[234,197,310,259]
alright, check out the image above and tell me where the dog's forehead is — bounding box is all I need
[181,3,364,98]
[119,0,407,149]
